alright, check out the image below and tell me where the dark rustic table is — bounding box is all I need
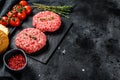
[1,0,120,80]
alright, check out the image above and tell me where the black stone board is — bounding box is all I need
[0,0,73,64]
[8,10,73,63]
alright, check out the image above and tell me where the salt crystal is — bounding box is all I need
[62,49,66,55]
[82,69,85,72]
[58,47,61,50]
[38,74,41,77]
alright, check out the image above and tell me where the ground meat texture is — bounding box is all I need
[15,28,47,54]
[33,11,61,32]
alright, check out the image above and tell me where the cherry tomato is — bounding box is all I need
[2,16,8,21]
[10,17,20,27]
[17,11,26,20]
[0,16,9,26]
[13,4,22,11]
[7,10,17,17]
[1,16,9,26]
[24,5,32,15]
[0,19,8,26]
[19,1,28,6]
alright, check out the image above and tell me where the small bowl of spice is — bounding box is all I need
[3,49,27,72]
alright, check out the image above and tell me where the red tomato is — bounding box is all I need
[7,10,17,17]
[13,4,22,11]
[24,5,32,15]
[19,1,28,6]
[0,19,8,26]
[2,16,8,21]
[17,11,26,20]
[1,16,9,26]
[10,17,20,27]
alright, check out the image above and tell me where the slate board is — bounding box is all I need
[0,0,73,64]
[8,8,73,63]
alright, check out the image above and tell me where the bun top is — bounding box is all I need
[0,30,9,54]
[0,24,9,35]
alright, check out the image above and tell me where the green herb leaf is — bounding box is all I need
[32,3,72,18]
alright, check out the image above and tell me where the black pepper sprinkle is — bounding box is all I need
[24,33,28,36]
[39,16,54,21]
[24,33,37,40]
[29,35,37,40]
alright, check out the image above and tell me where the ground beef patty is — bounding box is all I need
[33,11,61,32]
[15,28,47,54]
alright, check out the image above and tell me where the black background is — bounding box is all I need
[1,0,120,80]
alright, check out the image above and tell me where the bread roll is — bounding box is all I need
[0,24,9,35]
[0,30,9,54]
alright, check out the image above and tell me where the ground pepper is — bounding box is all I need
[7,54,26,70]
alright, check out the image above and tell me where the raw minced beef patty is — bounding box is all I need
[15,28,47,54]
[33,11,61,32]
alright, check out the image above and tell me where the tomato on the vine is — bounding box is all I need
[24,5,32,15]
[10,17,20,27]
[13,4,22,11]
[2,16,8,22]
[19,1,28,6]
[0,16,9,26]
[17,11,26,20]
[0,0,31,27]
[0,19,8,26]
[7,10,17,17]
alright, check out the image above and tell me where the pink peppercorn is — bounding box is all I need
[7,54,26,70]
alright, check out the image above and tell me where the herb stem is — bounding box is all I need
[32,3,72,18]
